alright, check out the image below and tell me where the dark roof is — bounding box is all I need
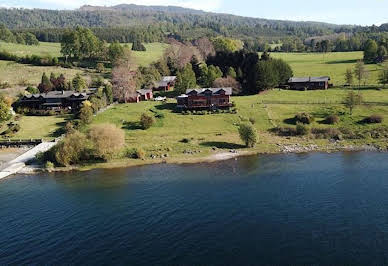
[185,88,233,96]
[23,91,88,100]
[288,76,330,83]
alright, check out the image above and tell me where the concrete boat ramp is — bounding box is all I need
[0,142,56,180]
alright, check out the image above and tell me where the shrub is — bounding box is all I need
[296,122,310,136]
[295,113,314,124]
[273,126,297,136]
[180,138,191,143]
[135,148,146,160]
[238,123,258,147]
[54,131,88,166]
[45,161,54,170]
[88,124,125,161]
[79,101,93,125]
[140,113,155,130]
[126,148,146,159]
[363,115,383,124]
[249,117,256,124]
[311,128,341,139]
[325,114,340,124]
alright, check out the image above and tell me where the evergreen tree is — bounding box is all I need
[190,55,202,80]
[72,74,87,92]
[363,39,378,63]
[175,63,197,94]
[255,60,277,92]
[38,72,53,93]
[108,41,124,63]
[132,39,146,51]
[227,67,237,79]
[103,83,114,104]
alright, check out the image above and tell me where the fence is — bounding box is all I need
[0,139,43,148]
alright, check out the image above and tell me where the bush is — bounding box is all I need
[273,126,297,136]
[88,124,125,161]
[135,148,146,160]
[363,115,383,124]
[45,161,54,170]
[54,131,89,166]
[296,122,310,136]
[126,148,146,159]
[140,113,155,130]
[180,138,191,143]
[311,128,341,139]
[325,114,340,124]
[238,123,258,147]
[295,113,314,124]
[249,117,256,124]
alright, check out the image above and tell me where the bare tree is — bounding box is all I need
[112,50,138,103]
[354,60,367,89]
[165,39,202,69]
[213,76,242,95]
[193,37,216,59]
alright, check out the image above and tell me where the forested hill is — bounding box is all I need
[0,4,375,41]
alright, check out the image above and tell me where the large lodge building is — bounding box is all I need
[177,88,233,110]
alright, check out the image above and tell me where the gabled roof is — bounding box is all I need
[185,88,233,96]
[161,76,176,82]
[288,76,330,83]
[136,89,152,95]
[23,91,88,100]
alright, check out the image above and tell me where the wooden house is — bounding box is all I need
[18,91,89,110]
[288,76,331,90]
[154,76,177,91]
[177,88,232,110]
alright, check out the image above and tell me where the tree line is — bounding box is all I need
[0,24,39,45]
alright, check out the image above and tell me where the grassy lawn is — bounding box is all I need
[90,89,388,162]
[11,115,70,140]
[270,52,383,86]
[126,42,169,66]
[0,41,62,57]
[0,60,92,89]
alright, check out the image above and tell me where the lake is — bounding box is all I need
[1,152,388,265]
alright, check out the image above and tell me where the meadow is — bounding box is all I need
[0,60,88,91]
[270,52,383,86]
[0,41,62,57]
[89,88,388,162]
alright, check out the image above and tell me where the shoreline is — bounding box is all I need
[16,141,387,175]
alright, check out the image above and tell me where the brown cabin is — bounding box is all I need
[153,76,177,92]
[128,89,154,103]
[18,91,89,110]
[288,76,331,90]
[177,88,232,110]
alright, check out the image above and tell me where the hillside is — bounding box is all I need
[0,4,373,41]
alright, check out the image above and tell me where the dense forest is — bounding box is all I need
[1,4,387,43]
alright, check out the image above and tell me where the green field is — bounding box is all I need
[89,89,388,162]
[0,60,87,89]
[11,115,70,140]
[0,41,168,66]
[127,43,169,66]
[0,41,62,57]
[270,52,383,86]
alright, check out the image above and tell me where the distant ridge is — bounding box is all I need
[0,4,385,40]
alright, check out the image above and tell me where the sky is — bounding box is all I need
[0,0,387,26]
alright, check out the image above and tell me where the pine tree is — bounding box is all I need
[38,72,53,93]
[175,63,197,94]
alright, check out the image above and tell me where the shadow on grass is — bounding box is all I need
[200,141,245,149]
[326,59,358,64]
[122,121,143,130]
[154,103,177,111]
[283,117,297,125]
[48,121,67,137]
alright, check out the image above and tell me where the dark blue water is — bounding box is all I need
[1,152,388,265]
